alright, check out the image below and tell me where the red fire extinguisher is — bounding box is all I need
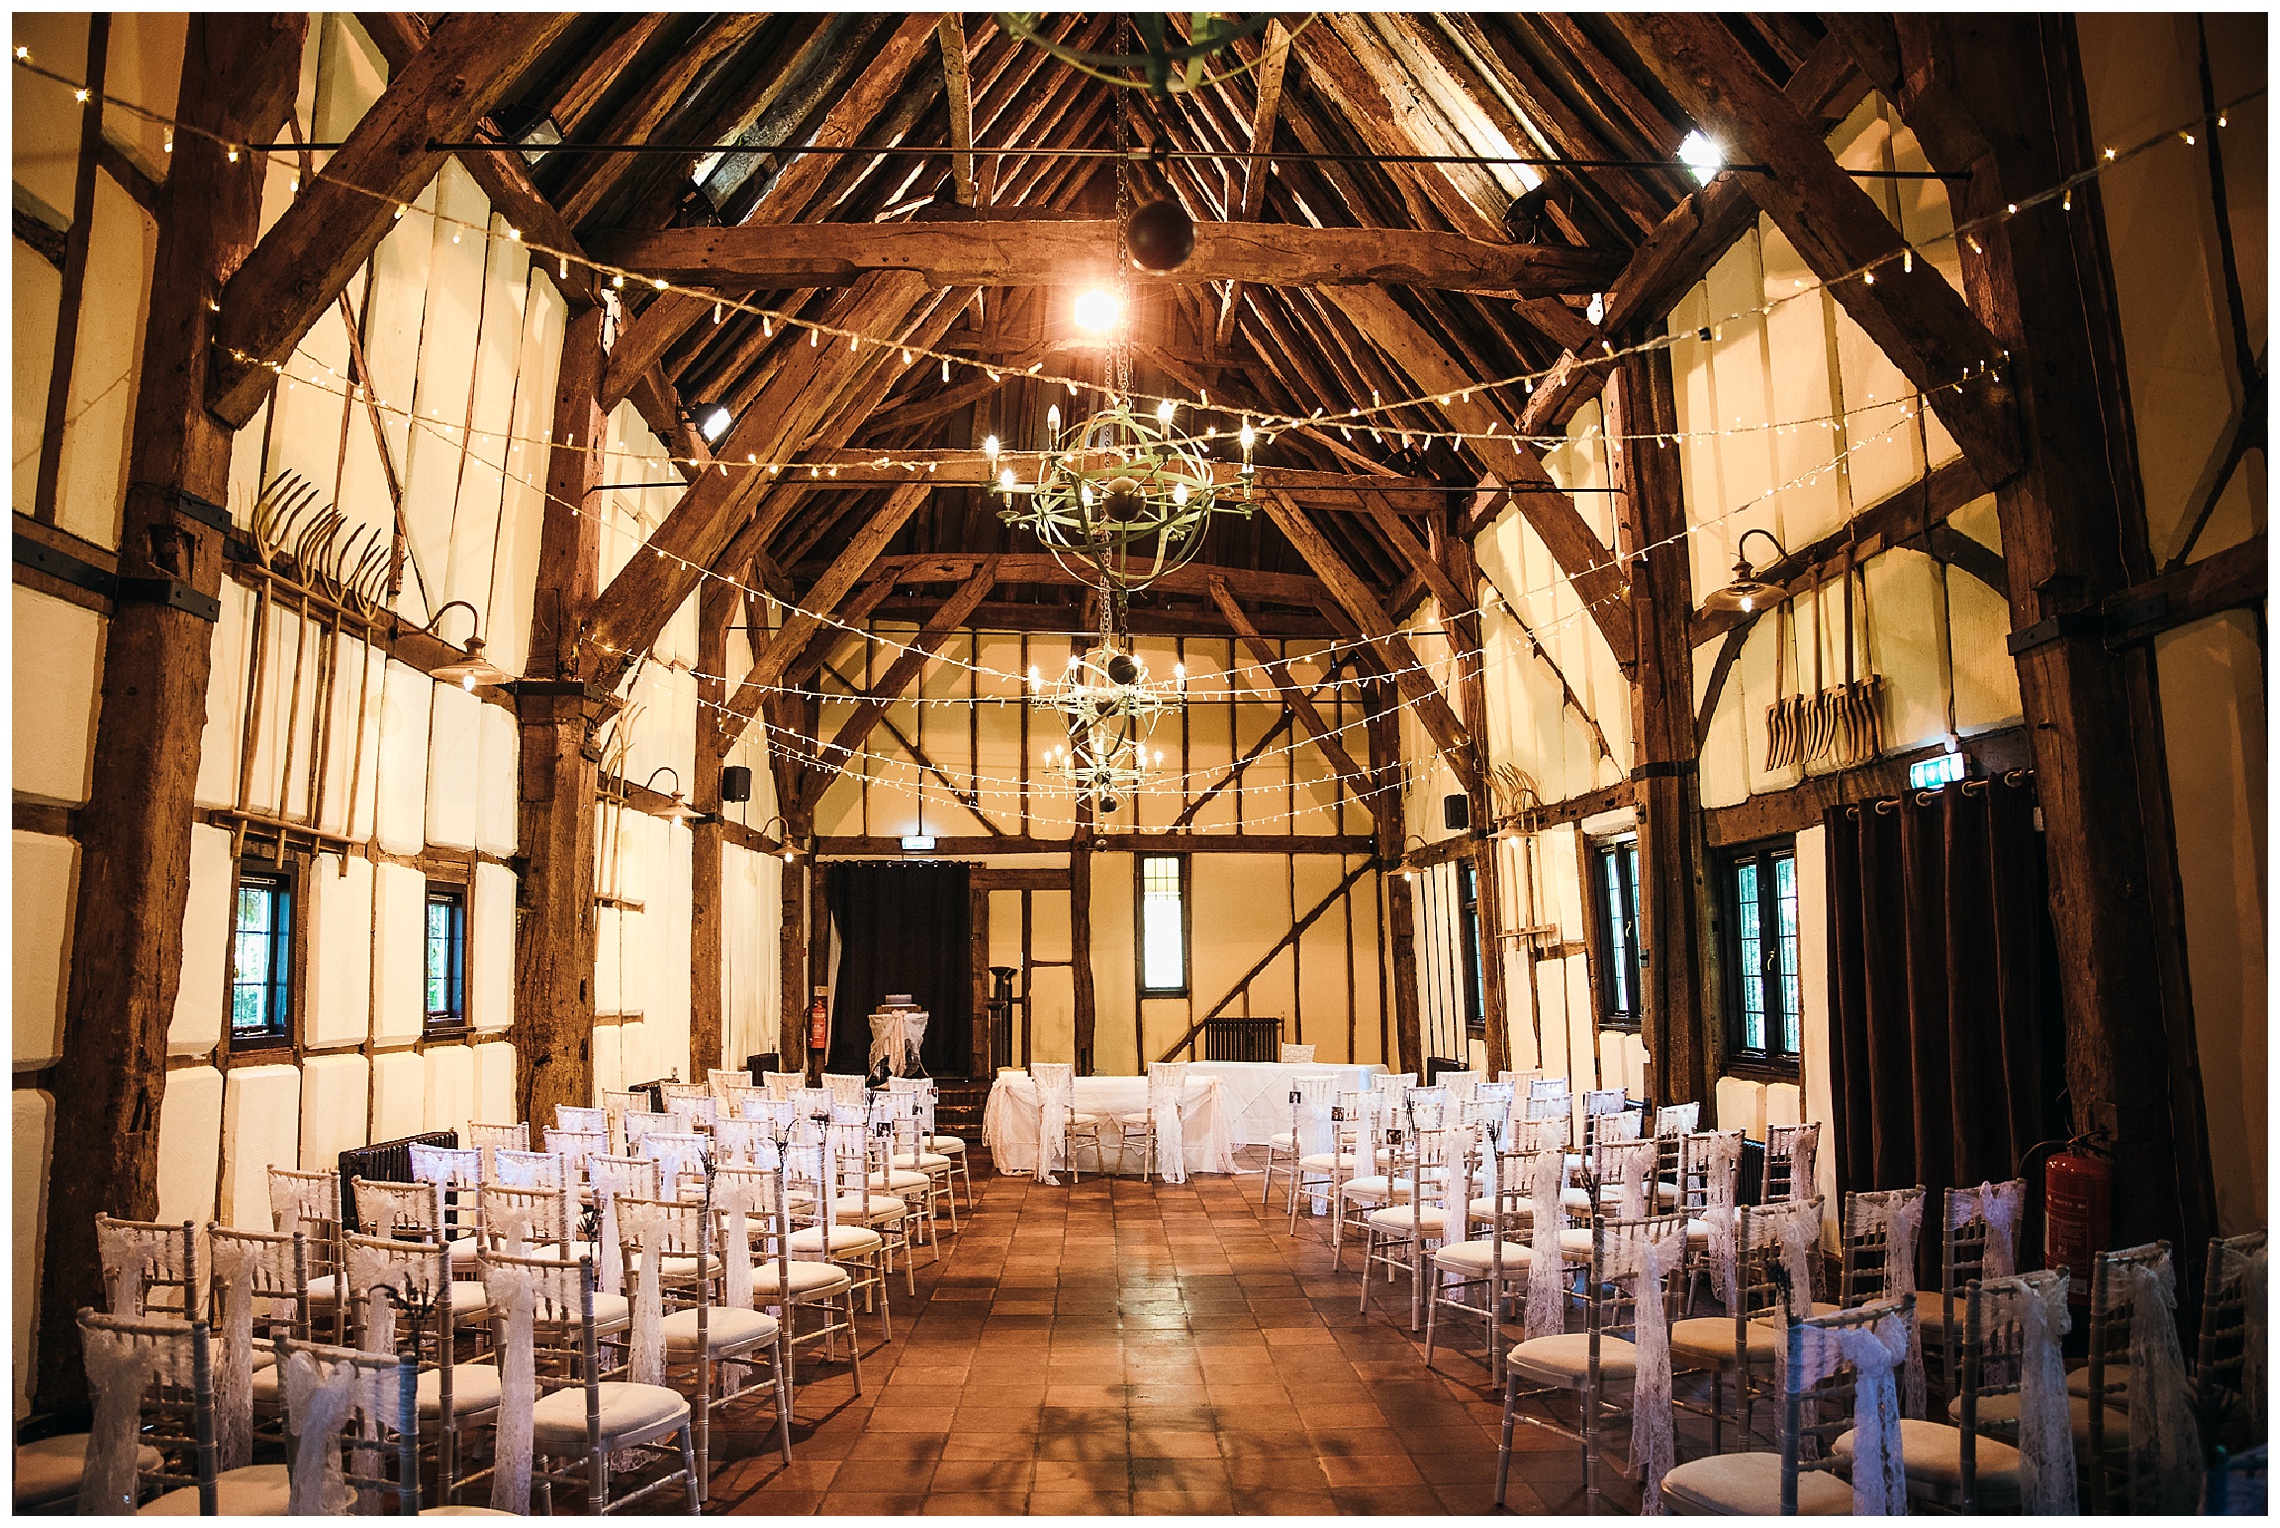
[807,987,830,1053]
[2045,1144,2112,1303]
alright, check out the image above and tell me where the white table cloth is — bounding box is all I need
[983,1072,1239,1176]
[1186,1061,1383,1147]
[867,1010,928,1076]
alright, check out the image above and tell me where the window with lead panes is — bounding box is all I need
[1593,838,1641,1029]
[1138,854,1188,994]
[426,885,467,1030]
[231,869,293,1044]
[1725,842,1801,1069]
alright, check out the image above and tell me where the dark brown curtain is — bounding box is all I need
[1825,776,2066,1247]
[824,861,972,1078]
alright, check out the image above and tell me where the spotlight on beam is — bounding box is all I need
[1678,130,1726,186]
[1073,288,1122,334]
[689,401,734,444]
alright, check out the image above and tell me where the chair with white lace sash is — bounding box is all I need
[406,1143,484,1266]
[2196,1229,2267,1455]
[615,1190,788,1500]
[555,1102,609,1144]
[1027,1061,1105,1184]
[585,1154,661,1300]
[667,1094,721,1132]
[1763,1121,1821,1204]
[641,1129,711,1198]
[268,1166,345,1343]
[723,1082,771,1120]
[660,1080,711,1109]
[1495,1210,1687,1512]
[1840,1187,1928,1415]
[1359,1091,1455,1331]
[1276,1076,1352,1233]
[763,1070,806,1101]
[886,1076,968,1219]
[1113,1060,1191,1185]
[1924,1176,2024,1405]
[75,1308,292,1516]
[1657,1298,1908,1515]
[824,1117,920,1296]
[874,1088,956,1238]
[1580,1087,1634,1150]
[1327,1090,1395,1267]
[1562,1138,1661,1265]
[1278,1043,1316,1063]
[710,1115,768,1166]
[466,1121,528,1182]
[264,1334,421,1513]
[1947,1269,2068,1513]
[202,1226,307,1470]
[721,1157,864,1393]
[544,1127,607,1187]
[706,1067,747,1099]
[620,1108,672,1156]
[331,1231,503,1504]
[95,1214,200,1319]
[1424,1123,1541,1381]
[821,1072,870,1111]
[2084,1240,2199,1513]
[1650,1103,1699,1209]
[1670,1129,1744,1315]
[481,1248,699,1515]
[1260,1069,1329,1210]
[480,1183,576,1256]
[1669,1197,1827,1458]
[348,1178,489,1344]
[491,1147,569,1193]
[780,1127,894,1344]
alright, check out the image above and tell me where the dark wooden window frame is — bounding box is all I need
[1719,836,1804,1078]
[1456,858,1486,1036]
[1588,836,1644,1032]
[227,857,299,1052]
[424,881,469,1035]
[1135,851,1192,997]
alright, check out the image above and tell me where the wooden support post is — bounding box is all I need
[1443,538,1512,1078]
[1367,694,1424,1076]
[808,857,832,1078]
[513,302,606,1130]
[1070,832,1096,1075]
[1923,18,2205,1251]
[34,13,308,1414]
[762,689,816,1069]
[688,580,733,1082]
[1609,349,1712,1110]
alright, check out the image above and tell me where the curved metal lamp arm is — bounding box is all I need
[413,598,484,644]
[1734,527,1790,576]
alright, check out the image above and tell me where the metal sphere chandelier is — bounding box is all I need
[989,397,1254,594]
[994,12,1289,96]
[1029,643,1178,814]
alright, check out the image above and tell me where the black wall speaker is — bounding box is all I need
[1443,793,1470,832]
[721,765,752,803]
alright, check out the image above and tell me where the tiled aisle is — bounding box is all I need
[706,1150,1650,1515]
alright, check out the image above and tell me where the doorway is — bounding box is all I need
[823,861,973,1078]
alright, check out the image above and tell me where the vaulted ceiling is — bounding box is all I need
[358,13,1865,643]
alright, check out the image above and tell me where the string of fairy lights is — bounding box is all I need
[12,50,2259,823]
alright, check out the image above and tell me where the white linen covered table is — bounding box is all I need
[867,1009,928,1076]
[983,1072,1239,1175]
[1185,1060,1383,1146]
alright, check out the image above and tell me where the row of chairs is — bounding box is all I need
[24,1077,983,1515]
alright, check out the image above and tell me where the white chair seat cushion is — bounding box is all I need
[1269,1130,1298,1151]
[1560,1187,1595,1215]
[1433,1239,1533,1274]
[1915,1287,1961,1328]
[1557,1227,1597,1259]
[139,1463,292,1516]
[662,1305,779,1356]
[786,1224,885,1257]
[1668,1315,1782,1366]
[926,1135,965,1155]
[831,1191,906,1221]
[1299,1152,1362,1172]
[2066,1362,2131,1398]
[1834,1418,2020,1488]
[447,1280,492,1325]
[1659,1451,1854,1515]
[658,1253,724,1281]
[417,1364,503,1418]
[525,1291,630,1332]
[1339,1175,1412,1202]
[305,1272,341,1306]
[15,1435,163,1508]
[530,1380,689,1451]
[1365,1204,1448,1237]
[1942,1390,2128,1453]
[866,1169,931,1192]
[892,1152,953,1171]
[1506,1333,1637,1387]
[751,1260,854,1298]
[419,1507,519,1516]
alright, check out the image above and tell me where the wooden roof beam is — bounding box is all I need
[208,13,574,425]
[553,12,769,227]
[938,14,976,206]
[1208,575,1375,819]
[1609,14,2023,486]
[1215,18,1292,346]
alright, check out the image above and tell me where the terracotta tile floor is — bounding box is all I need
[703,1149,1701,1515]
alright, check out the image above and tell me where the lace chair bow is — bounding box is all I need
[1797,1301,1912,1514]
[1147,1061,1188,1185]
[1031,1062,1076,1185]
[1847,1187,1926,1414]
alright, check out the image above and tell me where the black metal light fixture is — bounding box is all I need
[1700,527,1792,616]
[642,766,704,825]
[685,401,734,445]
[418,598,515,692]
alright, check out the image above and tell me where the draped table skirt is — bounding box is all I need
[1184,1061,1384,1147]
[982,1073,1240,1175]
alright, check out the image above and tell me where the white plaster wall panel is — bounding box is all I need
[12,15,89,210]
[654,826,694,1067]
[313,14,387,142]
[660,588,700,675]
[315,635,385,838]
[470,862,516,1033]
[220,1063,302,1226]
[373,662,433,856]
[1714,1076,1767,1139]
[1702,235,1781,522]
[1090,854,1136,1077]
[241,603,314,818]
[168,825,235,1057]
[395,161,494,629]
[299,1054,369,1172]
[14,586,105,806]
[15,1088,55,1416]
[1694,631,1751,811]
[1762,1083,1803,1131]
[718,845,774,1071]
[1183,644,1237,832]
[196,580,255,806]
[104,16,187,171]
[371,862,427,1043]
[445,213,532,619]
[474,1042,517,1127]
[1947,568,2024,733]
[423,1044,477,1142]
[425,681,482,849]
[305,851,375,1050]
[1293,855,1357,1062]
[259,295,355,523]
[491,269,568,677]
[1794,825,1840,1219]
[1860,550,1947,756]
[51,175,155,549]
[1530,961,1577,1086]
[616,1022,655,1090]
[369,1052,426,1144]
[13,831,76,1068]
[1830,302,1924,515]
[475,688,519,856]
[1027,967,1074,1066]
[591,1022,624,1100]
[2157,613,2268,1232]
[594,907,624,1017]
[155,1065,223,1226]
[345,187,434,568]
[14,236,63,513]
[1347,872,1385,1066]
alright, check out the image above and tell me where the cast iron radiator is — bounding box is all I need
[337,1130,458,1232]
